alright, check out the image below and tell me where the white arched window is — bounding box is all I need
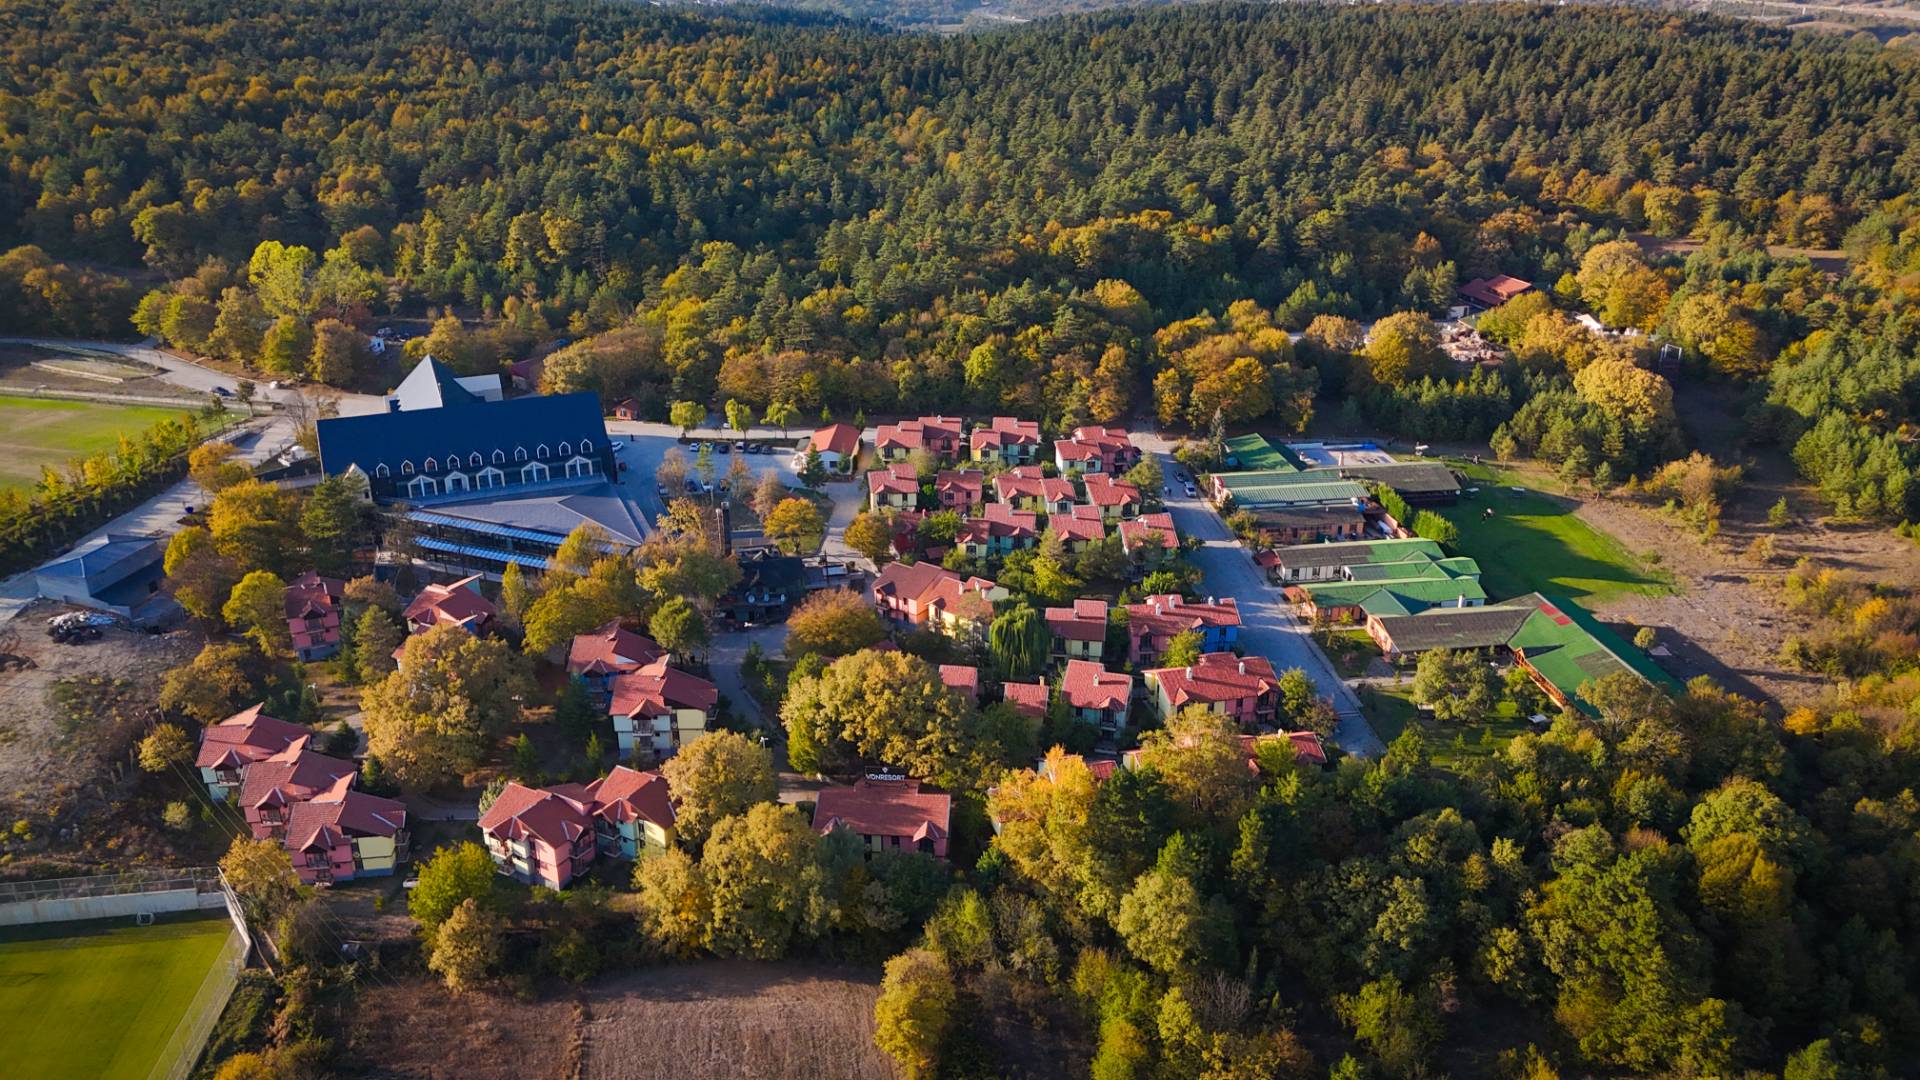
[477,467,504,489]
[444,472,470,493]
[422,457,437,473]
[579,440,592,454]
[468,452,482,468]
[406,475,439,497]
[565,456,595,479]
[374,463,390,478]
[492,450,506,464]
[521,461,550,484]
[557,441,572,457]
[514,447,528,462]
[400,460,415,476]
[535,444,550,459]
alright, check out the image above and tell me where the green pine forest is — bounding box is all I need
[8,1,1920,1076]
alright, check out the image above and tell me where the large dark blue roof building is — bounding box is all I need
[316,358,616,503]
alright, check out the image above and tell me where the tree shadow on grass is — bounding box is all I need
[1445,489,1670,601]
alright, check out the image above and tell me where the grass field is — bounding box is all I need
[1441,467,1674,603]
[0,914,234,1079]
[0,396,192,492]
[1362,684,1534,769]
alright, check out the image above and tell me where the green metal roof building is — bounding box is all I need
[1368,592,1681,714]
[1221,434,1304,473]
[1213,470,1370,508]
[1296,553,1487,616]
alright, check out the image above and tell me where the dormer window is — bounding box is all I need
[557,441,571,457]
[374,463,390,478]
[423,457,437,473]
[580,440,592,454]
[468,452,482,468]
[536,444,550,459]
[514,447,528,462]
[400,461,415,476]
[493,450,506,464]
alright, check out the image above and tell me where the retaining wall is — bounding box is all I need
[0,887,226,926]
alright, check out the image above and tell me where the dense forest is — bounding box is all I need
[4,0,1918,522]
[7,1,1920,1076]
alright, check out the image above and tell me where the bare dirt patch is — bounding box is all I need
[0,612,196,814]
[341,976,582,1080]
[581,960,896,1080]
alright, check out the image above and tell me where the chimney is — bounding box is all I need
[1238,659,1246,674]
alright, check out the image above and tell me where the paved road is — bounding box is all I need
[1,337,389,416]
[1139,438,1385,757]
[0,416,298,618]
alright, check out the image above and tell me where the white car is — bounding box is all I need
[609,440,625,452]
[1184,483,1197,498]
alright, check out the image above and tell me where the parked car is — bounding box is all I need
[715,442,730,454]
[1184,483,1197,498]
[212,386,233,397]
[733,440,746,452]
[609,440,625,452]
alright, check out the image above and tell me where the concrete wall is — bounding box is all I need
[0,887,226,926]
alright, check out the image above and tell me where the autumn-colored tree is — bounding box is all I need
[208,479,301,573]
[160,642,264,723]
[361,624,531,787]
[844,510,893,563]
[782,649,984,783]
[188,441,250,493]
[701,803,830,959]
[784,588,887,658]
[223,570,291,655]
[661,730,778,849]
[763,496,823,554]
[429,898,503,994]
[165,525,239,623]
[308,317,368,386]
[138,722,194,773]
[874,948,957,1079]
[1364,311,1446,387]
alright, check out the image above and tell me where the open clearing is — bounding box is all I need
[0,621,197,817]
[583,961,895,1080]
[0,396,188,492]
[342,961,895,1080]
[1440,474,1676,603]
[0,914,233,1080]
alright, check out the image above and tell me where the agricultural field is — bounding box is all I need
[0,914,236,1079]
[1440,470,1675,604]
[0,396,190,492]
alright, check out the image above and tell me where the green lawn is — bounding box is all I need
[1361,684,1534,769]
[0,397,193,492]
[1441,466,1674,602]
[1326,629,1383,679]
[0,913,235,1078]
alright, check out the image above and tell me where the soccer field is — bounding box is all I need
[0,397,192,493]
[1441,483,1675,603]
[0,914,236,1079]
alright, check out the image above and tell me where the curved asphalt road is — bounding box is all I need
[1136,437,1385,757]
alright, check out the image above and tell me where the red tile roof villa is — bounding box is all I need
[813,779,951,859]
[1045,598,1109,642]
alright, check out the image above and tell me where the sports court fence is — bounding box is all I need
[145,923,247,1080]
[1,868,268,1080]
